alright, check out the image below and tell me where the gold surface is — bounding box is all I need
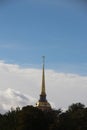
[41,62,46,95]
[36,101,51,110]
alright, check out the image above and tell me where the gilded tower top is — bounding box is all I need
[36,56,51,111]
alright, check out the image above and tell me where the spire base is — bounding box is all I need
[36,100,51,111]
[39,94,47,102]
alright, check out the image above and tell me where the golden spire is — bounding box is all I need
[41,56,46,96]
[36,56,51,111]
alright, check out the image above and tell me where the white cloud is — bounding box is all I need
[0,88,37,113]
[0,61,87,113]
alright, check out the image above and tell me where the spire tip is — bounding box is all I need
[42,56,45,65]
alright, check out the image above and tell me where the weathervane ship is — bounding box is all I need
[36,56,51,111]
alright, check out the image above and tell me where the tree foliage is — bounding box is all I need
[0,103,87,130]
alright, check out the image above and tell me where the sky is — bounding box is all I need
[0,0,87,113]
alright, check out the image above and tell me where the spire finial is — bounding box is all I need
[42,56,45,65]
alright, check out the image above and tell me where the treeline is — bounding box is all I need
[0,103,87,130]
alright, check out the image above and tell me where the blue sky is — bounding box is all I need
[0,0,87,112]
[0,0,87,75]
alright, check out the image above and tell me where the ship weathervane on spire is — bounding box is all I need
[42,56,45,65]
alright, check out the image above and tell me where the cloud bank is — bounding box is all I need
[0,61,87,113]
[0,88,37,113]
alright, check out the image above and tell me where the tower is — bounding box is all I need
[36,56,51,111]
